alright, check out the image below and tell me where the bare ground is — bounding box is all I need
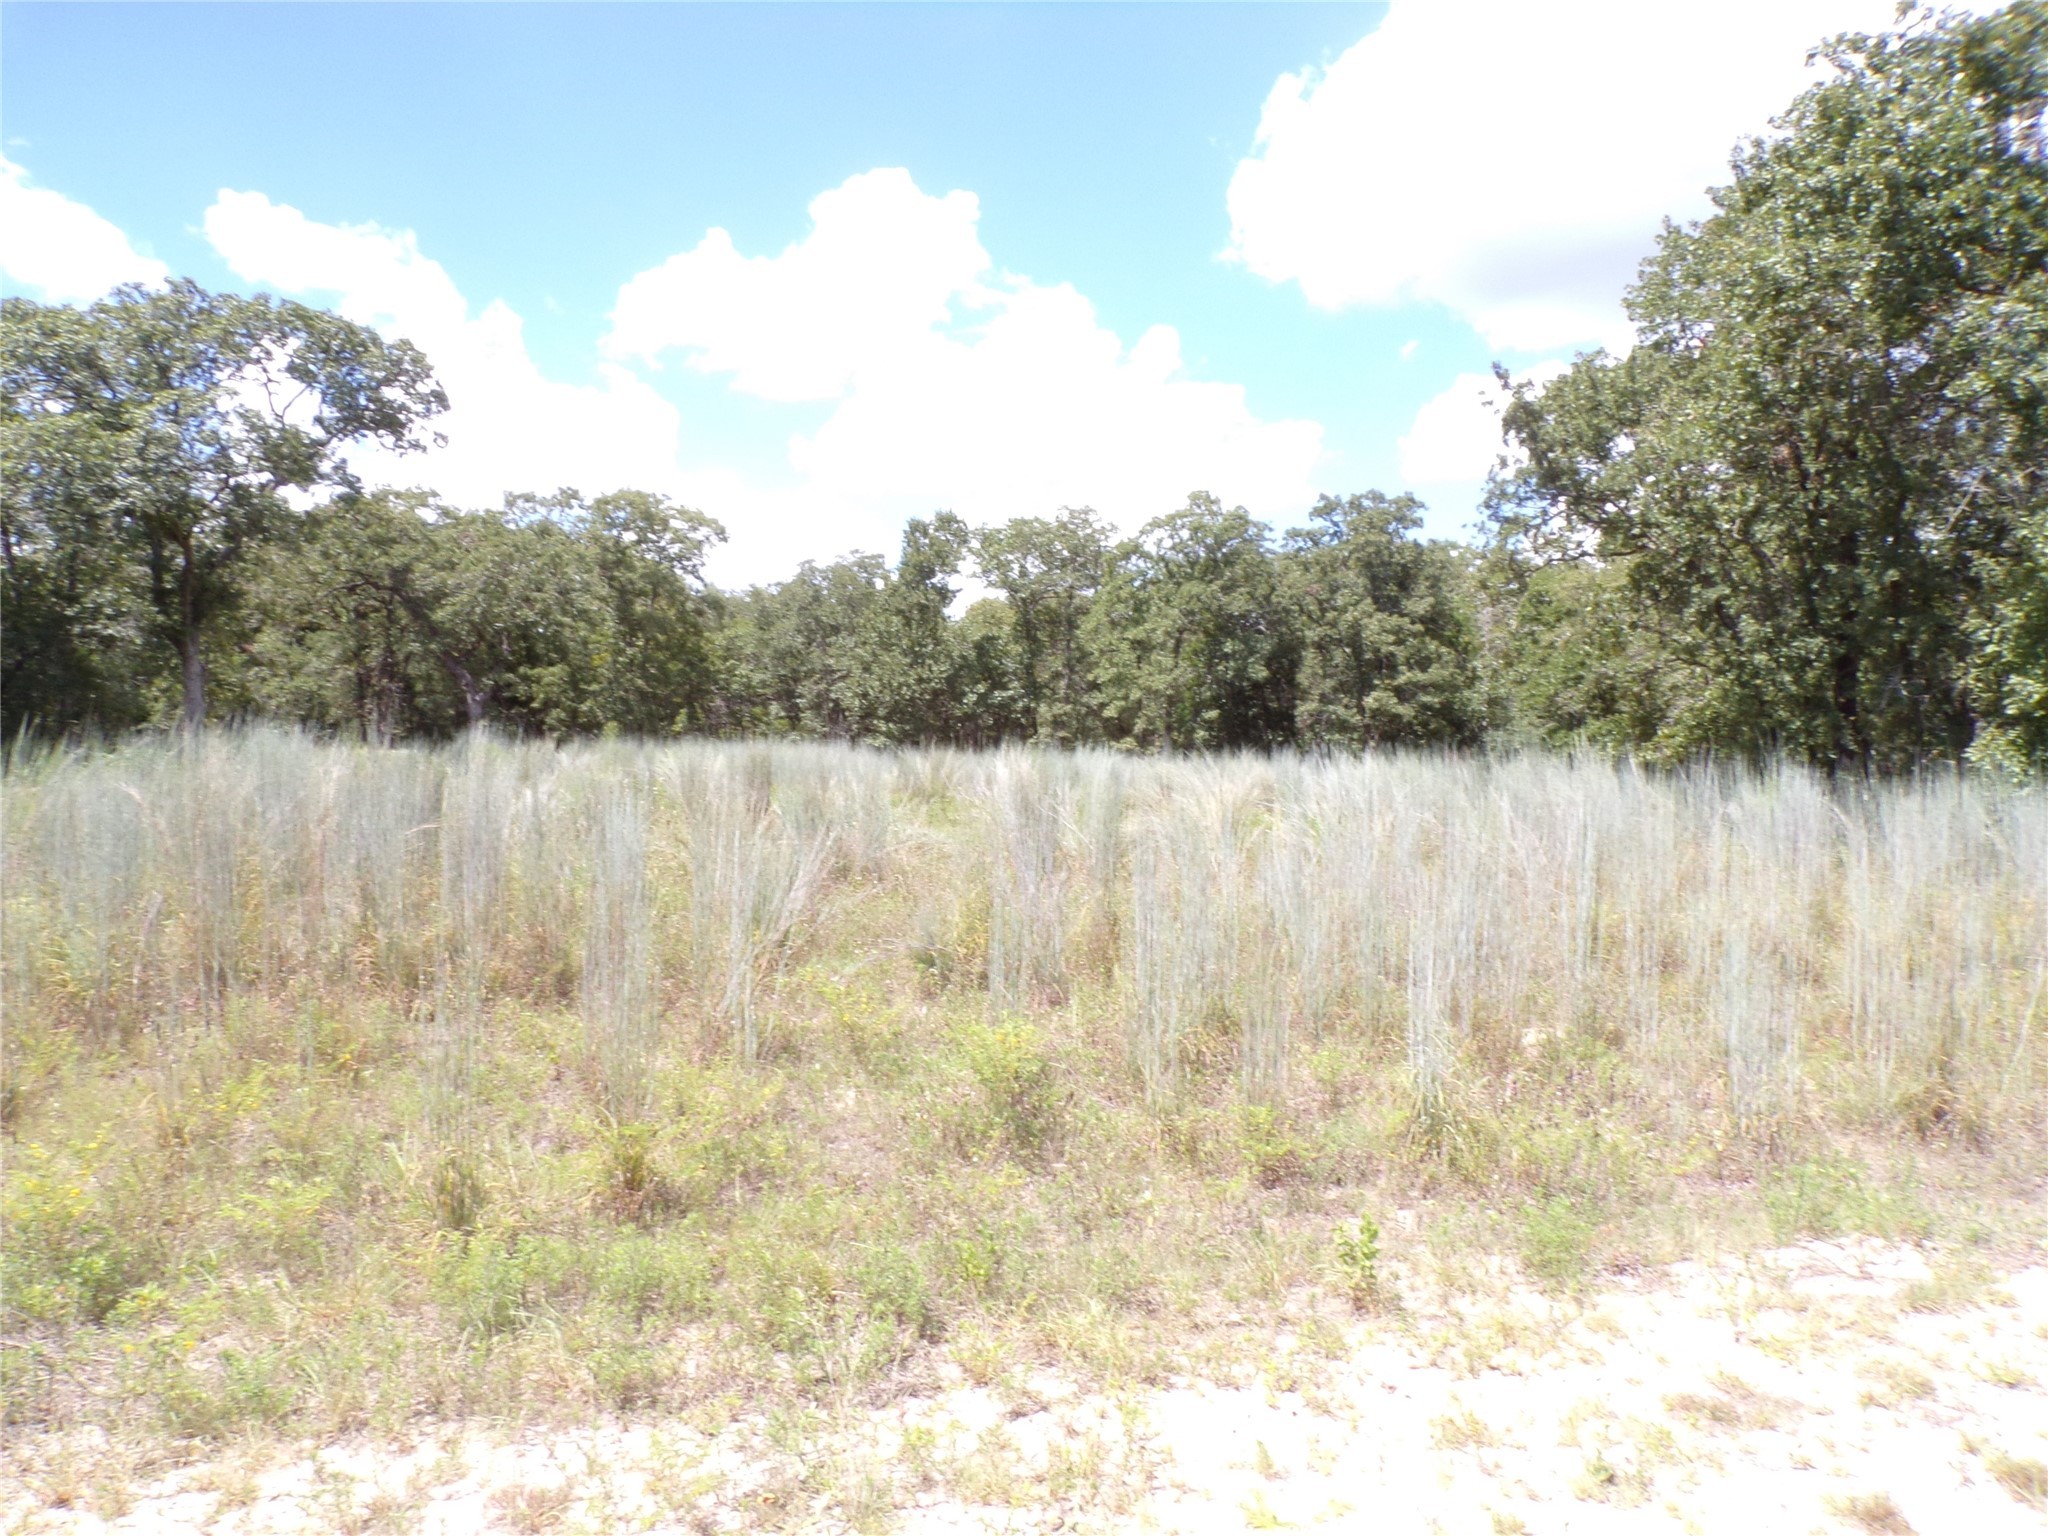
[7,1238,2047,1536]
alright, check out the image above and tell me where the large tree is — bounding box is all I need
[241,489,723,739]
[710,515,974,744]
[575,489,727,734]
[972,507,1114,744]
[1282,492,1486,748]
[1,280,445,730]
[1087,493,1296,751]
[1487,2,2048,771]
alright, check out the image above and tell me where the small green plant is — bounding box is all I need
[1,1139,134,1324]
[1762,1154,1901,1242]
[1856,1358,1936,1408]
[1980,1445,2048,1508]
[1240,1489,1285,1529]
[1239,1104,1310,1188]
[1571,1451,1648,1505]
[1333,1209,1385,1310]
[430,1147,486,1234]
[225,1173,335,1276]
[436,1232,530,1342]
[1520,1195,1597,1290]
[598,1119,664,1220]
[152,1342,300,1438]
[1899,1255,1991,1313]
[1431,1403,1495,1449]
[948,1221,1006,1297]
[952,1021,1064,1158]
[1665,1373,1798,1432]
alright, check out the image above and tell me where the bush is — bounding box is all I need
[1762,1155,1919,1242]
[1333,1210,1386,1310]
[1,1140,139,1324]
[153,1344,299,1439]
[598,1119,664,1220]
[1519,1196,1597,1290]
[434,1233,532,1342]
[225,1173,336,1276]
[587,1229,710,1323]
[1239,1104,1312,1188]
[950,1021,1066,1159]
[430,1148,487,1235]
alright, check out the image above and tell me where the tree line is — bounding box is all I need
[4,3,2044,771]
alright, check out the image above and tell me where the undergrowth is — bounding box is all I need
[1,732,2042,1442]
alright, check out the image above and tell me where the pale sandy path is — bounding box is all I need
[8,1239,2047,1535]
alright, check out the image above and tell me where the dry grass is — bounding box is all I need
[1665,1372,1801,1432]
[1,730,2043,1452]
[1982,1445,2048,1508]
[1856,1359,1938,1409]
[1827,1490,1917,1534]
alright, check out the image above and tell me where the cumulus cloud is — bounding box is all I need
[191,173,1324,584]
[1227,2,1928,351]
[608,167,1326,573]
[607,169,991,401]
[0,156,168,303]
[1397,362,1567,486]
[203,190,685,507]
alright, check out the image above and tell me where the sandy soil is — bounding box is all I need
[7,1238,2046,1535]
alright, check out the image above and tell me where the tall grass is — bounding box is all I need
[5,729,2043,1139]
[5,728,2046,1447]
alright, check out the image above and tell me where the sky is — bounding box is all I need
[0,0,1932,586]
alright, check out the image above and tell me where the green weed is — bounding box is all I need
[1519,1196,1597,1290]
[435,1233,532,1342]
[429,1147,487,1234]
[1239,1104,1312,1188]
[950,1020,1065,1159]
[1762,1155,1916,1242]
[1,1138,139,1324]
[1333,1210,1386,1310]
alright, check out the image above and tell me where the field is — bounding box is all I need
[3,732,2046,1529]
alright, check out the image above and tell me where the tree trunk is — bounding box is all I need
[1832,644,1867,777]
[176,627,207,731]
[437,654,487,728]
[174,535,208,732]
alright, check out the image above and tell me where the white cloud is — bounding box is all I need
[606,167,1326,577]
[195,173,1325,585]
[606,168,991,401]
[203,190,685,507]
[1227,2,1930,351]
[0,156,168,303]
[1397,361,1567,487]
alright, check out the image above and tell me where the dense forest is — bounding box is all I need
[4,3,2045,772]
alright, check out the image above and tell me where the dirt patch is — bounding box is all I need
[7,1240,2046,1534]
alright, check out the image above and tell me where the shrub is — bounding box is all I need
[430,1147,487,1235]
[154,1344,299,1439]
[597,1119,664,1221]
[435,1233,531,1342]
[1334,1210,1386,1310]
[1239,1104,1312,1188]
[225,1173,337,1276]
[1761,1155,1920,1242]
[1,1140,138,1324]
[1519,1196,1597,1290]
[950,1021,1066,1159]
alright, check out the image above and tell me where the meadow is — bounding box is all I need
[3,731,2044,1459]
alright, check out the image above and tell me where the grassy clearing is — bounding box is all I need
[1,731,2043,1449]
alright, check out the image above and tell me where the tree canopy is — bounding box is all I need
[2,281,446,731]
[1486,0,2048,772]
[3,4,2043,771]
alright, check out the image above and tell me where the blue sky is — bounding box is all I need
[0,1,1918,584]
